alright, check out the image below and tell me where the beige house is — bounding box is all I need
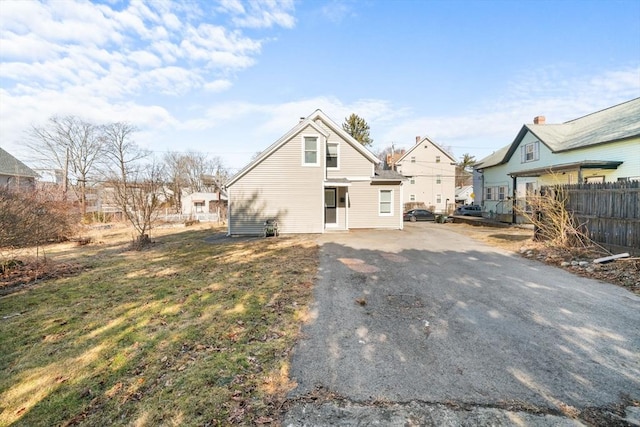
[394,136,457,213]
[226,110,404,235]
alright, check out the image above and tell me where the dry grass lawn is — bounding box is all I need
[0,223,318,426]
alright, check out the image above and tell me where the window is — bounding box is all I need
[436,194,442,203]
[379,190,393,215]
[436,156,441,163]
[410,177,415,184]
[436,174,441,184]
[326,143,338,168]
[410,194,415,201]
[485,187,493,200]
[498,186,506,200]
[194,201,205,213]
[303,136,318,165]
[521,141,539,163]
[411,156,416,163]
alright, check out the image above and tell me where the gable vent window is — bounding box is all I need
[521,141,540,163]
[326,143,338,168]
[303,136,319,166]
[411,156,416,163]
[436,156,441,163]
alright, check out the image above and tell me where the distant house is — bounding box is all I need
[0,147,38,189]
[226,109,404,235]
[181,191,227,218]
[455,185,474,205]
[394,136,456,213]
[474,98,640,222]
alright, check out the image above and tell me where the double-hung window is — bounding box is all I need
[303,136,319,166]
[379,190,393,216]
[326,143,338,168]
[521,141,539,163]
[498,186,507,200]
[485,187,493,200]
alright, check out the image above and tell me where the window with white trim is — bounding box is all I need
[379,189,393,216]
[410,156,416,163]
[326,142,338,168]
[485,187,493,200]
[436,174,441,184]
[410,177,415,184]
[436,156,441,163]
[194,201,205,213]
[410,194,415,201]
[521,141,539,163]
[303,136,319,166]
[498,186,507,200]
[436,194,442,203]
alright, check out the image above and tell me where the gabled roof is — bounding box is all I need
[0,147,38,178]
[476,97,640,169]
[227,109,380,187]
[396,135,457,164]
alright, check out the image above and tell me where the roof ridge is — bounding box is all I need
[564,97,640,124]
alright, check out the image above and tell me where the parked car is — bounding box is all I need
[454,205,483,217]
[403,209,436,222]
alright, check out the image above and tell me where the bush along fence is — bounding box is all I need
[545,180,640,254]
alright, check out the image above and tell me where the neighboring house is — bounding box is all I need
[181,191,227,216]
[226,109,404,235]
[474,97,640,222]
[384,149,406,170]
[454,185,474,205]
[394,136,457,213]
[0,147,38,188]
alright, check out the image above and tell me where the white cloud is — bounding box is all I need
[321,0,357,24]
[204,79,233,92]
[223,0,296,29]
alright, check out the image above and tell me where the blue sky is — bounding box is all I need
[1,0,639,173]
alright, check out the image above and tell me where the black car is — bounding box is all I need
[403,209,435,222]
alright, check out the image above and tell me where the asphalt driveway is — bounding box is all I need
[284,223,640,425]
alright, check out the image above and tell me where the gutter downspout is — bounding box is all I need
[226,186,231,236]
[511,175,517,224]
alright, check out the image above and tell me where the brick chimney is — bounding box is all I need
[533,116,545,125]
[415,135,421,143]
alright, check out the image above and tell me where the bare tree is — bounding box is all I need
[162,152,228,213]
[101,123,163,246]
[29,116,104,215]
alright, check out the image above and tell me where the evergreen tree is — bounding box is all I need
[342,113,373,146]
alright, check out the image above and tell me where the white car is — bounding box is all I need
[455,205,483,217]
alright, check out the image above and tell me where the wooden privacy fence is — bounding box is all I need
[546,181,639,254]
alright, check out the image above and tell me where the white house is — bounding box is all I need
[474,98,640,222]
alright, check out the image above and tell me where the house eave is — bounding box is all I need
[508,160,623,178]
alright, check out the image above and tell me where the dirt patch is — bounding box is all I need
[446,223,640,295]
[1,260,85,296]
